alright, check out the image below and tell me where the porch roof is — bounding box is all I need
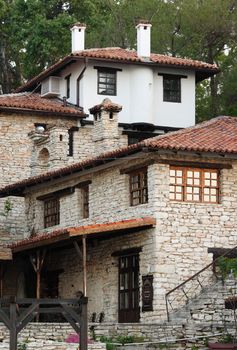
[8,217,156,253]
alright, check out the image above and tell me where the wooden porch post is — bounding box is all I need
[29,249,46,320]
[82,236,87,297]
[73,238,87,297]
[0,262,4,298]
[9,298,17,350]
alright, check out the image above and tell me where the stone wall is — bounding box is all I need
[0,112,77,238]
[20,156,237,323]
[0,110,128,237]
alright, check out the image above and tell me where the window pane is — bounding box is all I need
[98,70,116,96]
[170,167,219,204]
[130,169,148,206]
[44,198,60,228]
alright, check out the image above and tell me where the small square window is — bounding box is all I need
[98,69,116,96]
[163,76,181,103]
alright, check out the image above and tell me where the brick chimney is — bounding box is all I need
[70,23,86,52]
[136,21,152,58]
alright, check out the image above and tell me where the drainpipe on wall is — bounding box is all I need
[77,58,88,107]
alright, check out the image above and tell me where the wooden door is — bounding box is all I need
[118,254,140,323]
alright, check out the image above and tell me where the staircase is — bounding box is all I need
[166,245,237,324]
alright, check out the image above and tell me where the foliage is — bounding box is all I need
[217,256,237,279]
[219,333,236,344]
[191,346,199,350]
[2,0,237,121]
[0,199,13,218]
[99,334,145,349]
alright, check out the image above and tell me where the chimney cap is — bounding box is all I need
[136,20,152,28]
[89,98,122,115]
[70,22,87,30]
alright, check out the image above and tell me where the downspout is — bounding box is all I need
[77,58,88,107]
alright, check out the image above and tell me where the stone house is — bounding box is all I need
[0,20,235,346]
[0,115,236,329]
[15,21,219,128]
[0,20,218,240]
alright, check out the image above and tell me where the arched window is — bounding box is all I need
[38,148,49,167]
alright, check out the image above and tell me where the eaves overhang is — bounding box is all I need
[9,217,156,253]
[0,106,86,118]
[15,53,219,93]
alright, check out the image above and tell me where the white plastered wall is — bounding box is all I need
[57,60,196,128]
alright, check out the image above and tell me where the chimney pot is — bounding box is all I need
[136,21,152,58]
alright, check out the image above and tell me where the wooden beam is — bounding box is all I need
[153,158,232,169]
[75,180,92,188]
[80,297,88,350]
[29,249,46,321]
[12,232,70,253]
[73,241,83,259]
[69,217,156,237]
[82,237,87,297]
[37,187,75,201]
[120,160,154,174]
[10,299,17,350]
[112,247,142,257]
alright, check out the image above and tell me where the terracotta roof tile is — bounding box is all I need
[89,98,122,114]
[0,93,85,117]
[143,115,237,154]
[16,48,220,92]
[0,116,236,197]
[9,217,156,252]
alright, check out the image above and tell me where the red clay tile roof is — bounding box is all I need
[0,93,85,117]
[16,48,220,92]
[0,116,236,197]
[89,98,122,114]
[143,115,237,154]
[9,217,156,252]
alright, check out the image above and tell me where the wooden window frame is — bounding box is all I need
[81,185,89,219]
[44,197,60,228]
[67,127,79,157]
[160,74,185,103]
[65,74,71,99]
[97,68,117,96]
[169,166,220,203]
[130,168,148,206]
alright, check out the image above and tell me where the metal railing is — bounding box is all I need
[165,245,237,322]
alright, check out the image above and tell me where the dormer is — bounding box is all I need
[41,76,61,97]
